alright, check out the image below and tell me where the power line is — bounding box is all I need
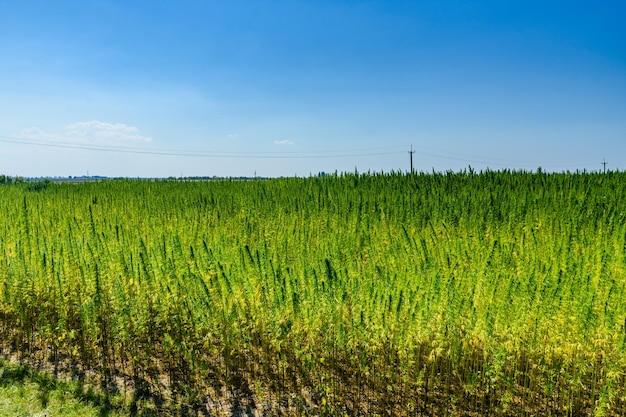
[0,134,606,169]
[411,148,598,169]
[409,143,598,167]
[0,136,404,159]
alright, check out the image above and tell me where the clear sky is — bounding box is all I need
[1,0,624,177]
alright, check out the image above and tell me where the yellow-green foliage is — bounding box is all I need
[0,171,625,415]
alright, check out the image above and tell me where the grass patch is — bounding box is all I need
[0,359,132,417]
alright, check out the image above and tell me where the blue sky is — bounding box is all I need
[1,0,624,177]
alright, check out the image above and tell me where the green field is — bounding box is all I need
[1,171,625,416]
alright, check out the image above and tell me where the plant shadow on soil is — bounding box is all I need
[1,360,264,417]
[0,360,147,417]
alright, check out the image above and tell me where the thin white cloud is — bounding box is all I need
[19,120,152,146]
[20,127,49,138]
[274,139,294,145]
[227,133,238,139]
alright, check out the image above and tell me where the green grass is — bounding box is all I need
[0,360,128,417]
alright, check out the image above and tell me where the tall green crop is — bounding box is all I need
[0,172,625,415]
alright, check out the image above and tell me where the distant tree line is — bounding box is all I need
[0,175,24,185]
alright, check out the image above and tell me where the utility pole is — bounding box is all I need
[409,145,415,173]
[602,158,607,174]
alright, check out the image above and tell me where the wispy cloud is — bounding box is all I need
[227,133,238,139]
[19,120,152,146]
[274,139,294,145]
